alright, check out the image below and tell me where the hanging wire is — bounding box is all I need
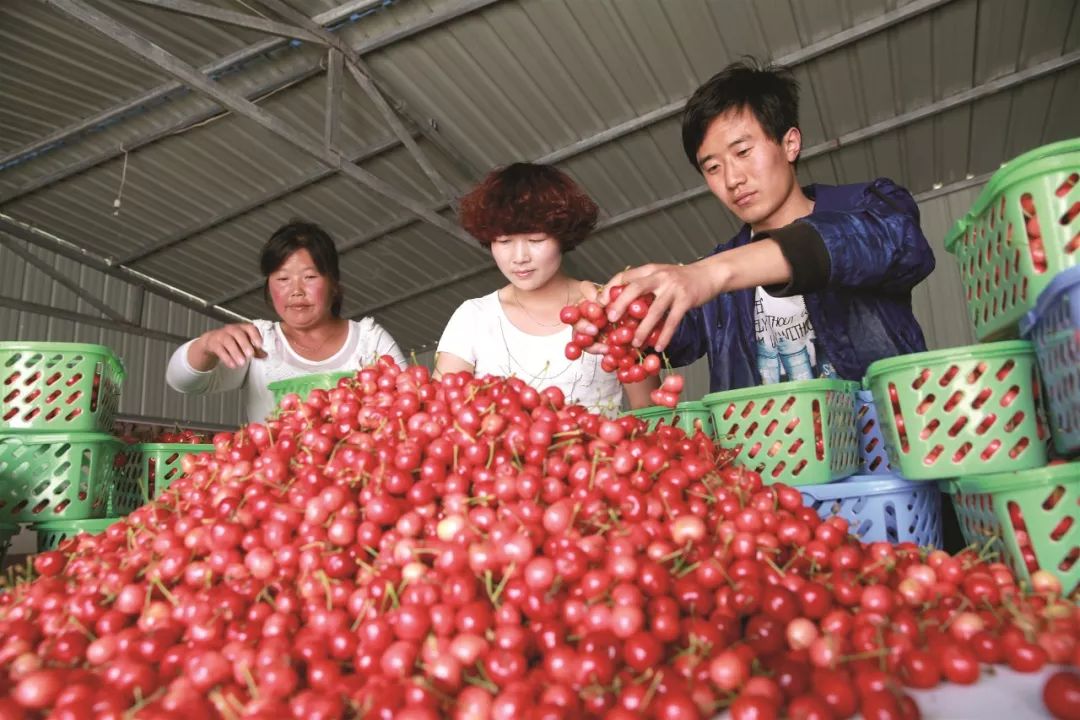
[112,145,130,217]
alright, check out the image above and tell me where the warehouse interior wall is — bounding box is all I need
[0,238,245,428]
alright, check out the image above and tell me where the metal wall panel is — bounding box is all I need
[912,183,983,350]
[0,239,243,426]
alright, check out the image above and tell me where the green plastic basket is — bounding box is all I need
[108,442,144,517]
[0,432,118,522]
[628,401,714,437]
[267,371,356,407]
[1,342,124,433]
[702,379,860,486]
[34,517,119,553]
[944,139,1080,341]
[111,442,214,515]
[866,342,1049,481]
[942,463,1079,594]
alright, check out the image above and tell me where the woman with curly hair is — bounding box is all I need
[435,163,657,414]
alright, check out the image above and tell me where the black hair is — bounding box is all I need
[260,221,343,316]
[681,58,801,170]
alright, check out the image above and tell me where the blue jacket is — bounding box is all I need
[665,178,936,391]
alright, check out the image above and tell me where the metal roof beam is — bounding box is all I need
[538,0,959,165]
[0,63,326,206]
[221,0,960,311]
[585,50,1080,235]
[21,0,947,308]
[325,49,345,153]
[260,0,461,201]
[0,213,248,324]
[0,235,130,323]
[0,0,384,171]
[347,51,1078,319]
[119,133,407,265]
[45,0,482,250]
[0,0,499,204]
[127,0,323,41]
[0,295,191,344]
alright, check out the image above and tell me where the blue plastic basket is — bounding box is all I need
[1021,266,1080,456]
[855,390,892,474]
[797,473,943,547]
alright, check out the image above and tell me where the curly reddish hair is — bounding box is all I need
[458,163,599,251]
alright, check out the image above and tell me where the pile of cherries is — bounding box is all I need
[0,358,1077,720]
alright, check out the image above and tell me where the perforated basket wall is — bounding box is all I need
[0,433,117,522]
[799,473,942,547]
[108,443,145,517]
[855,390,892,475]
[943,463,1079,594]
[628,401,714,437]
[34,518,118,553]
[1,343,124,433]
[268,371,356,407]
[1021,267,1080,456]
[944,139,1080,341]
[702,380,860,486]
[866,342,1048,481]
[111,442,215,516]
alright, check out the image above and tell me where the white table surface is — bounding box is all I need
[715,666,1059,719]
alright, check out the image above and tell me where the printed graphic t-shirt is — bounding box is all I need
[754,287,836,384]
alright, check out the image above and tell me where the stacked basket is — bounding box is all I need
[622,140,1080,560]
[629,379,943,547]
[864,138,1080,593]
[702,379,948,548]
[109,440,215,518]
[0,342,126,560]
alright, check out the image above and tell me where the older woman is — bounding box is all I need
[435,163,657,415]
[167,221,405,422]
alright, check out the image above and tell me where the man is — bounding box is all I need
[581,59,936,391]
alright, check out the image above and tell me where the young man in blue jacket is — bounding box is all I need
[584,60,936,391]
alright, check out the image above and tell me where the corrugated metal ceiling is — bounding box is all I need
[1,0,1077,353]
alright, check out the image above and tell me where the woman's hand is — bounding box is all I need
[189,323,266,370]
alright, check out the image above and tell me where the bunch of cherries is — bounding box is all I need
[560,286,686,407]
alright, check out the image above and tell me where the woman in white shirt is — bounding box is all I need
[166,221,405,422]
[436,163,656,415]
